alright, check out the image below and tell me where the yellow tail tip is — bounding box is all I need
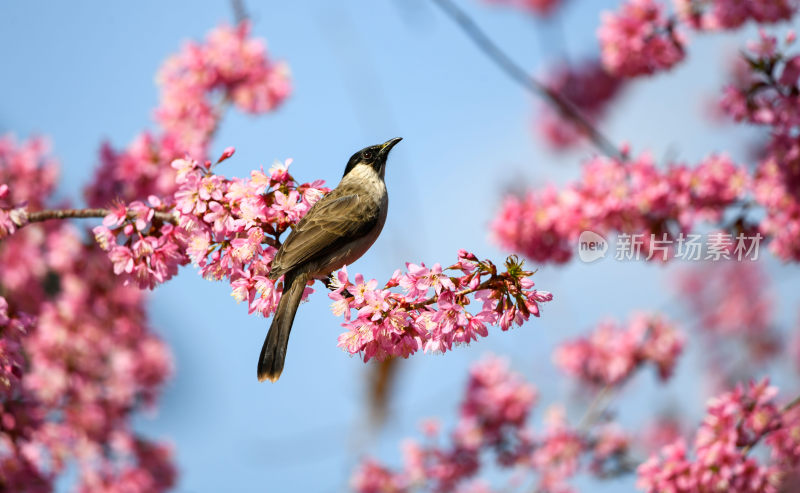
[258,371,282,383]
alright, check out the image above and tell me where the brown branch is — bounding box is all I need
[408,276,498,310]
[430,0,623,160]
[27,208,114,222]
[323,270,502,311]
[578,385,613,431]
[783,393,800,413]
[230,0,249,25]
[25,208,177,225]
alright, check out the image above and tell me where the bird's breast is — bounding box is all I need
[309,166,388,278]
[343,164,387,198]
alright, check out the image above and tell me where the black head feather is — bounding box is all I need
[343,138,402,177]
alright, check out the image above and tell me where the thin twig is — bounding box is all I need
[578,385,612,431]
[430,0,623,160]
[27,208,114,222]
[783,393,800,413]
[26,208,177,225]
[230,0,249,24]
[408,276,500,309]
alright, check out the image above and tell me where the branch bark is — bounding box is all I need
[25,208,177,225]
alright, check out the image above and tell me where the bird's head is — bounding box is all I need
[343,137,402,179]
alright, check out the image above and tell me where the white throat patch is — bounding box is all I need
[344,163,386,195]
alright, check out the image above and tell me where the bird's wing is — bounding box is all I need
[269,191,378,278]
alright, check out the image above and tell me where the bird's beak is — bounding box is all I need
[379,137,402,156]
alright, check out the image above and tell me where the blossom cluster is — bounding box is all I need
[491,152,748,264]
[92,196,186,289]
[0,22,292,492]
[637,379,800,492]
[495,33,800,264]
[675,0,798,30]
[0,135,59,239]
[91,149,327,299]
[351,356,635,493]
[675,260,782,395]
[482,0,564,17]
[173,154,326,316]
[331,253,552,362]
[554,313,684,387]
[155,21,291,155]
[352,360,800,493]
[352,357,538,492]
[677,261,777,355]
[597,0,798,78]
[85,22,290,208]
[598,0,686,77]
[536,60,625,149]
[719,31,800,261]
[0,297,32,401]
[0,137,175,492]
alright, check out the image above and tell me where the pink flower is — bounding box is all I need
[270,190,305,225]
[598,0,686,77]
[482,0,564,17]
[492,151,751,264]
[637,380,790,493]
[109,245,135,275]
[675,0,798,30]
[268,159,292,184]
[350,459,408,493]
[554,314,683,387]
[216,146,235,163]
[102,202,128,228]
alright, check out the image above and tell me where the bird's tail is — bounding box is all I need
[258,271,308,382]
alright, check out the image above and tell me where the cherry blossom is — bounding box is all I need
[332,254,552,362]
[554,313,684,387]
[637,379,798,493]
[482,0,564,17]
[598,0,687,77]
[0,136,174,492]
[675,0,798,30]
[492,152,749,264]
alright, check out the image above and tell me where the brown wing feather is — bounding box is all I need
[269,188,378,279]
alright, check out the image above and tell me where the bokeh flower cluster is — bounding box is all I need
[482,0,565,17]
[352,356,642,493]
[638,380,800,493]
[554,313,684,387]
[492,152,748,263]
[598,0,686,77]
[0,22,292,492]
[0,136,174,493]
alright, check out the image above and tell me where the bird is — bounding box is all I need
[258,137,402,382]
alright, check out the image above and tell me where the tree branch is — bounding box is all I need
[26,208,177,225]
[230,0,249,24]
[429,0,623,160]
[578,385,613,431]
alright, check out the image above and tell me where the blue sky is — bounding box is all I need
[2,1,799,492]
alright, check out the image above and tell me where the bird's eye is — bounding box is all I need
[363,151,374,160]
